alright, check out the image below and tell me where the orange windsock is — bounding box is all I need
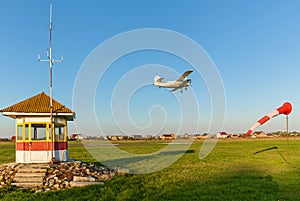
[244,102,292,138]
[277,102,292,115]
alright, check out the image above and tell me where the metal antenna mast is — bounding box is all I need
[38,4,63,163]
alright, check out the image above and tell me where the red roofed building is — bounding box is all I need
[217,132,228,139]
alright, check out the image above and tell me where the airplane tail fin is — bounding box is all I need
[154,75,163,85]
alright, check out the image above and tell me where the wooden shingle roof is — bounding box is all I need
[0,92,74,120]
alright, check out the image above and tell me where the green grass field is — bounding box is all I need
[0,138,300,201]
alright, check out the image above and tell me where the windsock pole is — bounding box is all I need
[286,115,289,160]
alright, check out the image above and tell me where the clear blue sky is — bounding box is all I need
[0,0,300,137]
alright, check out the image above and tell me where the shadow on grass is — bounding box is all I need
[99,149,195,173]
[45,168,279,201]
[0,167,286,201]
[109,167,281,201]
[152,169,279,201]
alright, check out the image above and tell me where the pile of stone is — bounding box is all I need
[0,163,19,187]
[0,162,127,193]
[42,161,124,191]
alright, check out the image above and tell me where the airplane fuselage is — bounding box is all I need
[154,80,190,88]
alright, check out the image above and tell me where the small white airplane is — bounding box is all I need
[153,70,193,92]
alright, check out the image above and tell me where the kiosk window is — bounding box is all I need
[55,126,64,140]
[17,125,22,140]
[25,124,29,140]
[31,124,47,140]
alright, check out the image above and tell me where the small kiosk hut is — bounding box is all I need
[0,92,74,163]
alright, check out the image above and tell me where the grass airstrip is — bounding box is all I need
[0,138,300,200]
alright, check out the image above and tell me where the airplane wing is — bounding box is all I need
[169,88,179,92]
[177,70,193,81]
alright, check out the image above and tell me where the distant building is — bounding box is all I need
[107,135,124,141]
[11,136,16,142]
[252,131,266,138]
[83,135,106,140]
[161,133,176,140]
[145,135,153,140]
[217,132,228,139]
[70,134,83,141]
[201,133,212,139]
[230,134,240,139]
[183,133,193,139]
[154,135,161,140]
[193,134,202,139]
[133,135,143,140]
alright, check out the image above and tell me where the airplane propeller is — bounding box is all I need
[187,78,192,86]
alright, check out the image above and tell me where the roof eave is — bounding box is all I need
[2,112,74,121]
